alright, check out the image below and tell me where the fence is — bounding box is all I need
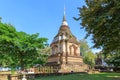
[34,66,59,73]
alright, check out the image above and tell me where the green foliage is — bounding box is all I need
[76,0,120,53]
[80,39,91,57]
[0,21,48,70]
[84,51,96,69]
[80,39,96,68]
[0,23,17,67]
[105,51,120,67]
[38,47,50,65]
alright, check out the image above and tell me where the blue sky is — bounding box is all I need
[0,0,101,53]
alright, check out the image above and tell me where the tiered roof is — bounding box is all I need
[51,10,79,45]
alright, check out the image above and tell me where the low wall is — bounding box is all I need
[0,72,88,80]
[0,74,8,80]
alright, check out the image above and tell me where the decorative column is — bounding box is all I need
[65,40,68,64]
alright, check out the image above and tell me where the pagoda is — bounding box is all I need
[46,8,88,72]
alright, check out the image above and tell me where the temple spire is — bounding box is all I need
[63,6,66,21]
[62,6,68,26]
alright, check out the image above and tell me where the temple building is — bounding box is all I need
[46,9,88,72]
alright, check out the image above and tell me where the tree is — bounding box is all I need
[104,51,120,68]
[0,23,17,68]
[75,0,120,53]
[80,39,96,69]
[14,32,48,70]
[80,39,91,57]
[0,21,48,70]
[84,51,96,69]
[38,46,51,65]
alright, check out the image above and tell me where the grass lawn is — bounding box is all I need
[34,73,120,80]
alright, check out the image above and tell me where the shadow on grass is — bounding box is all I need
[34,73,120,80]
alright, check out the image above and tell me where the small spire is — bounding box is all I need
[64,5,66,15]
[62,6,68,26]
[63,6,66,21]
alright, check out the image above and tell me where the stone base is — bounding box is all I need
[46,55,88,73]
[59,64,88,73]
[46,62,88,73]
